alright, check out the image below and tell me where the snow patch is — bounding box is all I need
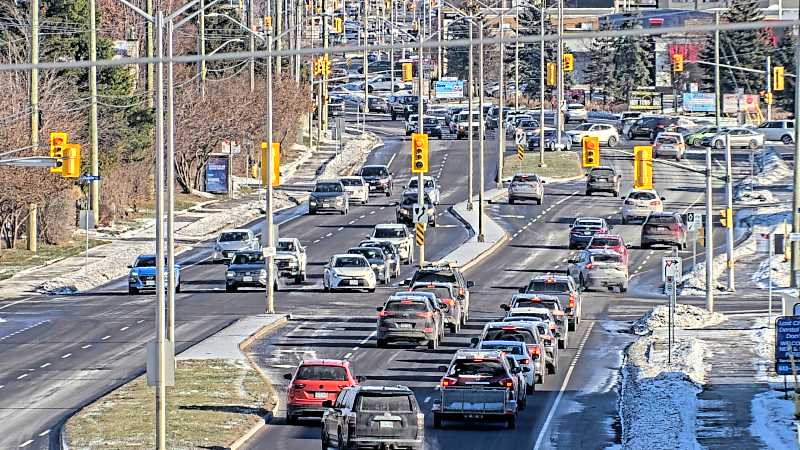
[319,132,383,179]
[632,304,726,335]
[750,390,800,450]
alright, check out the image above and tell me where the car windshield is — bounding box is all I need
[315,183,342,193]
[483,329,534,344]
[334,256,368,267]
[568,104,584,110]
[480,343,523,355]
[591,253,622,263]
[401,195,432,207]
[349,248,382,259]
[219,232,249,242]
[276,241,295,252]
[647,215,678,224]
[361,167,388,177]
[357,394,413,412]
[590,237,621,247]
[628,191,657,201]
[412,286,452,299]
[529,281,570,293]
[450,360,506,377]
[424,118,439,125]
[231,253,264,264]
[384,300,428,312]
[519,120,537,128]
[134,256,156,267]
[575,220,603,228]
[512,175,539,183]
[510,311,549,321]
[590,169,615,178]
[339,178,362,186]
[295,365,347,381]
[374,228,405,239]
[408,178,435,189]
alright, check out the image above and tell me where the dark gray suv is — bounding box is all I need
[309,180,349,215]
[585,166,621,197]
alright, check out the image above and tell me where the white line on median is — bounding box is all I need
[40,363,50,368]
[81,344,91,349]
[61,353,71,359]
[38,430,49,437]
[101,335,110,340]
[423,396,431,403]
[533,321,595,450]
[18,440,33,448]
[120,326,129,331]
[17,374,27,380]
[313,239,320,243]
[344,352,353,359]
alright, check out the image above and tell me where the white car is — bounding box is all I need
[212,228,259,262]
[566,123,620,147]
[621,189,665,224]
[453,110,482,139]
[756,120,794,144]
[322,254,376,292]
[565,103,588,123]
[370,224,414,264]
[405,176,441,205]
[339,176,369,204]
[653,132,686,161]
[706,127,765,150]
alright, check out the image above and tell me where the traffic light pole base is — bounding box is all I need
[466,201,474,211]
[538,163,547,168]
[477,234,485,243]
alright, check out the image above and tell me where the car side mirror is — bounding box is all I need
[376,306,383,312]
[512,366,522,374]
[438,365,449,372]
[283,373,293,381]
[522,367,531,373]
[356,376,367,383]
[127,264,132,268]
[470,337,479,346]
[500,303,510,311]
[467,281,475,288]
[518,287,525,293]
[322,400,334,408]
[661,197,666,201]
[541,180,546,184]
[626,243,632,248]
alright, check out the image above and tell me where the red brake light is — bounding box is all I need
[441,376,458,388]
[568,294,576,308]
[378,310,394,317]
[529,345,541,356]
[444,298,455,306]
[586,263,594,270]
[501,325,516,330]
[401,300,413,304]
[416,311,433,318]
[531,296,541,302]
[550,323,556,331]
[423,327,433,333]
[458,287,465,296]
[500,378,514,388]
[520,358,530,364]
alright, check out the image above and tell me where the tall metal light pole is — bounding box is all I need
[154,12,167,448]
[89,0,100,223]
[29,0,39,253]
[724,134,734,291]
[248,0,255,92]
[792,24,800,287]
[417,18,425,266]
[555,0,563,147]
[539,3,545,166]
[266,0,276,314]
[437,0,443,79]
[166,18,177,344]
[514,0,519,111]
[478,22,486,242]
[497,0,505,187]
[199,0,207,99]
[363,0,369,132]
[706,10,719,312]
[322,0,330,131]
[468,21,474,210]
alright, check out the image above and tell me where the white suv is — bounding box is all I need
[621,189,665,224]
[566,123,620,147]
[757,120,794,144]
[370,224,414,264]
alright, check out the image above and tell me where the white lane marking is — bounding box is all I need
[561,258,568,263]
[344,352,353,359]
[387,153,398,168]
[101,335,111,340]
[0,296,35,311]
[313,239,320,244]
[0,385,5,389]
[38,430,50,437]
[369,210,376,215]
[533,322,595,450]
[326,232,333,237]
[137,320,145,324]
[380,207,386,210]
[19,440,33,448]
[120,326,129,331]
[359,331,377,345]
[0,320,50,342]
[637,265,644,271]
[359,215,366,219]
[348,220,356,224]
[648,250,655,255]
[351,346,359,351]
[337,227,344,231]
[17,374,28,380]
[554,265,560,269]
[40,363,50,368]
[81,344,92,349]
[61,353,72,359]
[512,233,519,238]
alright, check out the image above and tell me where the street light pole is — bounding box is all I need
[199,0,207,99]
[248,0,255,92]
[556,0,563,148]
[792,24,800,287]
[514,1,519,112]
[725,133,734,291]
[154,12,167,449]
[29,0,39,253]
[89,0,100,224]
[539,4,545,167]
[363,0,369,132]
[166,18,177,345]
[437,0,443,79]
[266,0,275,315]
[478,23,485,243]
[418,18,425,266]
[497,0,505,187]
[467,21,474,210]
[706,10,719,312]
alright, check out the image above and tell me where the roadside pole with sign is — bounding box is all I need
[663,250,681,365]
[687,212,702,269]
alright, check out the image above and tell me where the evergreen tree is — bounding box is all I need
[612,13,653,101]
[584,17,617,102]
[771,27,797,113]
[446,20,470,78]
[510,3,559,99]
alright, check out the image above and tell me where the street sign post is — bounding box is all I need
[412,204,428,225]
[662,256,682,282]
[775,316,800,375]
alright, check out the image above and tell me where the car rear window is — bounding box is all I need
[450,360,506,377]
[590,169,614,178]
[412,270,457,285]
[529,281,570,293]
[349,248,382,259]
[629,191,656,201]
[357,394,413,412]
[483,328,535,344]
[512,175,539,183]
[412,286,452,299]
[361,167,388,176]
[591,253,622,263]
[374,228,405,239]
[590,237,621,247]
[134,256,156,267]
[296,365,347,381]
[219,232,249,242]
[656,136,679,144]
[315,183,342,193]
[510,311,550,321]
[340,178,363,186]
[514,298,560,310]
[647,215,677,225]
[384,300,428,312]
[479,343,523,355]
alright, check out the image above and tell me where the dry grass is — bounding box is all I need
[64,359,275,450]
[0,240,109,281]
[503,150,583,179]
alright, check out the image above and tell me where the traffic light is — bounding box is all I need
[546,62,556,87]
[633,145,653,190]
[563,53,574,72]
[333,17,343,33]
[774,66,785,91]
[261,142,281,187]
[765,91,774,105]
[672,53,684,73]
[263,15,272,30]
[411,133,429,174]
[402,63,413,82]
[49,131,68,175]
[324,55,332,76]
[720,208,732,228]
[62,144,81,178]
[581,136,599,168]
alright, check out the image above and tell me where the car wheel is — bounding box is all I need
[368,287,375,293]
[649,131,656,141]
[433,413,443,428]
[558,338,566,350]
[627,131,635,140]
[526,382,535,395]
[607,136,618,147]
[391,112,396,120]
[509,197,515,204]
[620,282,628,293]
[782,134,794,144]
[287,414,298,425]
[128,287,139,295]
[621,216,627,224]
[376,338,387,348]
[294,274,303,284]
[449,323,457,334]
[749,140,759,150]
[507,414,516,429]
[309,208,316,215]
[427,336,437,350]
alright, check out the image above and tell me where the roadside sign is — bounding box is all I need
[78,175,101,182]
[415,222,425,246]
[775,316,800,375]
[789,232,800,242]
[687,212,701,232]
[412,204,428,225]
[262,246,277,257]
[662,256,682,282]
[515,129,525,145]
[665,277,675,296]
[794,303,800,316]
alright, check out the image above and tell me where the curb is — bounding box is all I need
[461,232,510,273]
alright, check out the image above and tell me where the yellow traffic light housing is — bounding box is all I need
[546,62,556,87]
[672,53,684,73]
[402,63,413,82]
[563,53,574,72]
[324,55,332,77]
[581,136,600,168]
[264,15,272,30]
[333,17,343,33]
[633,145,653,190]
[720,208,732,228]
[774,66,785,91]
[261,142,281,187]
[411,133,429,174]
[62,144,81,178]
[49,131,68,175]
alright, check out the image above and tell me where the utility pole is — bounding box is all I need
[497,0,505,187]
[514,1,519,111]
[266,0,276,314]
[147,0,155,108]
[89,0,100,224]
[166,18,177,343]
[539,4,545,167]
[199,0,206,99]
[706,10,719,312]
[437,0,443,80]
[322,0,329,131]
[792,24,800,287]
[417,18,425,266]
[467,21,474,210]
[154,12,167,448]
[478,22,485,243]
[725,134,734,291]
[556,0,563,148]
[363,0,369,132]
[766,55,772,122]
[248,0,255,92]
[29,0,39,253]
[390,9,396,95]
[276,0,283,76]
[295,0,302,82]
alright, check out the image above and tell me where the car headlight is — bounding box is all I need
[129,273,138,280]
[226,271,235,278]
[371,264,378,269]
[214,244,222,251]
[335,197,344,205]
[260,269,267,278]
[309,198,317,205]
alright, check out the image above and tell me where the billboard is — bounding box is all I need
[629,91,662,111]
[434,79,464,99]
[205,155,230,194]
[682,93,715,112]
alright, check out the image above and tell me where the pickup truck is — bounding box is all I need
[432,349,520,429]
[274,238,307,284]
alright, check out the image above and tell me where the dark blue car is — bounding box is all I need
[128,255,182,295]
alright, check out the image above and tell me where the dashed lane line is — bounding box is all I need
[38,430,50,437]
[81,344,92,349]
[39,363,50,369]
[120,326,129,331]
[101,335,111,341]
[61,353,72,359]
[344,352,353,359]
[17,374,28,380]
[18,440,33,448]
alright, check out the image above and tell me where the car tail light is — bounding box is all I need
[520,358,530,365]
[416,311,433,318]
[423,327,434,333]
[550,323,556,331]
[444,298,456,306]
[585,263,594,270]
[338,384,348,389]
[500,378,515,388]
[501,325,517,330]
[441,376,458,388]
[529,345,541,357]
[292,383,306,389]
[378,310,393,317]
[650,200,662,207]
[458,287,465,296]
[401,299,413,304]
[568,294,576,309]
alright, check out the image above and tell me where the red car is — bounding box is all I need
[587,234,630,265]
[284,359,364,424]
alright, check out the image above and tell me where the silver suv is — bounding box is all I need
[508,173,545,205]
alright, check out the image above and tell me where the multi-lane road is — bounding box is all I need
[0,113,768,449]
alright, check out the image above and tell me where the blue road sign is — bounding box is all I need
[79,175,101,182]
[775,316,800,375]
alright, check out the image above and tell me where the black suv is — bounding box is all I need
[627,116,679,141]
[321,385,424,450]
[585,166,621,197]
[357,165,393,196]
[376,295,445,349]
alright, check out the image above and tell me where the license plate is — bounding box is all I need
[380,421,394,428]
[599,178,608,181]
[349,280,359,286]
[399,323,412,328]
[314,392,328,399]
[243,276,253,282]
[145,281,155,286]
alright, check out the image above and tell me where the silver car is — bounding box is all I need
[567,249,629,292]
[508,173,545,205]
[212,229,259,262]
[405,176,441,205]
[339,176,369,205]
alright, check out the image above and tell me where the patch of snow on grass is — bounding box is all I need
[632,304,726,335]
[750,390,800,450]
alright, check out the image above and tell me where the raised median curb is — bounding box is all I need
[439,189,509,272]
